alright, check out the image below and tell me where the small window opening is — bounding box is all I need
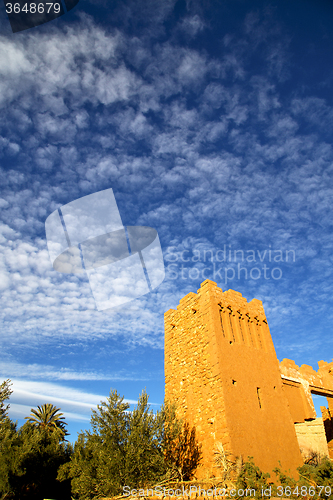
[257,387,262,409]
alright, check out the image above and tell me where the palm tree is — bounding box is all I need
[25,403,68,438]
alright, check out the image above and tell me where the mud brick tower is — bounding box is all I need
[164,280,303,478]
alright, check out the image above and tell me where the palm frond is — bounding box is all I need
[25,403,68,437]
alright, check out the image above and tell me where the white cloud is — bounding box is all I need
[5,378,161,425]
[0,42,32,76]
[0,361,149,382]
[6,379,136,423]
[10,403,91,422]
[0,4,332,380]
[180,15,205,38]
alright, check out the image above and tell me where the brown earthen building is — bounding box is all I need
[164,280,333,478]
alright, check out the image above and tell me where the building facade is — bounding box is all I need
[164,280,333,478]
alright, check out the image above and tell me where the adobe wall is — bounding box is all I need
[165,282,229,479]
[165,280,303,479]
[279,359,333,458]
[294,419,329,459]
[321,407,333,458]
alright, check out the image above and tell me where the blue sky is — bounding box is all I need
[1,0,333,440]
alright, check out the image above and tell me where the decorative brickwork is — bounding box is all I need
[165,280,303,478]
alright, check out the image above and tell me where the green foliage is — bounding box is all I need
[0,422,72,500]
[0,418,20,499]
[59,390,167,499]
[59,390,202,499]
[0,379,13,423]
[164,421,202,481]
[312,458,333,486]
[124,391,166,485]
[272,464,297,488]
[0,381,72,500]
[158,399,202,481]
[235,457,333,500]
[57,433,102,500]
[25,403,68,439]
[1,382,202,500]
[0,379,18,499]
[298,458,333,499]
[235,457,271,496]
[270,458,333,499]
[160,400,182,449]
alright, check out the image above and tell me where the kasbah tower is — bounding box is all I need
[165,279,333,478]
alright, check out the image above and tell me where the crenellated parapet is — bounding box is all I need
[216,288,275,354]
[279,359,333,404]
[280,359,333,390]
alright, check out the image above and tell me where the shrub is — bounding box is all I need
[0,422,72,500]
[58,390,202,499]
[236,457,271,497]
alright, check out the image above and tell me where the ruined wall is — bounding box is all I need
[280,378,315,423]
[295,419,329,459]
[321,407,333,459]
[279,358,333,459]
[165,280,303,479]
